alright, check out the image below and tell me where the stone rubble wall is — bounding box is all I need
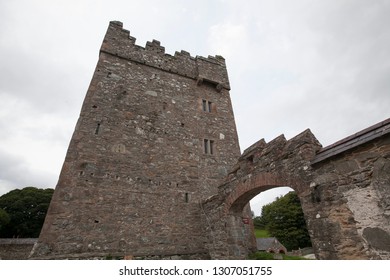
[101,21,230,89]
[203,127,390,260]
[0,239,37,260]
[30,21,241,259]
[202,129,322,259]
[309,136,390,259]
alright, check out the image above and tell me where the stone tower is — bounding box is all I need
[31,21,241,259]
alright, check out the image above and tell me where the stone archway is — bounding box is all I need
[201,130,321,259]
[202,119,390,260]
[226,183,304,259]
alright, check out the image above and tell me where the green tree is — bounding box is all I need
[257,191,311,251]
[0,208,10,231]
[253,215,267,229]
[0,187,54,238]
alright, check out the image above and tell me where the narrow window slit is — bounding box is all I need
[210,140,214,154]
[95,123,101,135]
[185,193,189,203]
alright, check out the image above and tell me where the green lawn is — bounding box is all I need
[254,228,270,238]
[252,228,312,260]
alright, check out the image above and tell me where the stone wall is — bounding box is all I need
[308,133,390,259]
[202,129,321,259]
[30,21,242,259]
[203,119,390,259]
[0,239,37,260]
[100,21,230,90]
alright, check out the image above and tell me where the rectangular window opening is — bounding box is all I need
[210,140,214,155]
[95,123,101,135]
[185,193,189,203]
[202,99,213,112]
[204,139,215,155]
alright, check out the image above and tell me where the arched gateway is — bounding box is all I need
[202,121,390,260]
[202,130,321,259]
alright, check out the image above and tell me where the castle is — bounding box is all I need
[30,21,390,260]
[30,21,250,259]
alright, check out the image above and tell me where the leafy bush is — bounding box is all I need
[254,192,312,251]
[0,187,54,237]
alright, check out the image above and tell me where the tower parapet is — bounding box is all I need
[100,21,230,90]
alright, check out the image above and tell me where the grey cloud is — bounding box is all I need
[0,149,55,193]
[226,1,390,151]
[0,44,89,117]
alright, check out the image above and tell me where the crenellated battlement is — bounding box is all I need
[226,129,322,182]
[100,21,230,90]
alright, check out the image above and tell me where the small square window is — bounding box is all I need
[202,99,213,112]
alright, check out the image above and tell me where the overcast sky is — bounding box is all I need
[0,0,389,215]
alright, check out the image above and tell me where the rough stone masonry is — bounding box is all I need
[202,121,390,260]
[30,21,390,260]
[30,21,246,259]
